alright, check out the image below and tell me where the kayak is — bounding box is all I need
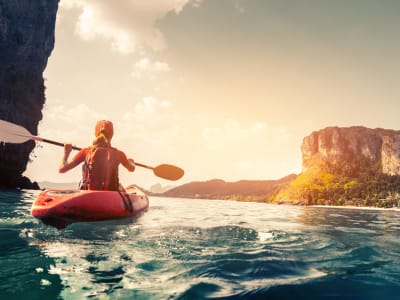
[31,185,149,229]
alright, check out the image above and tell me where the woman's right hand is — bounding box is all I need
[64,143,73,156]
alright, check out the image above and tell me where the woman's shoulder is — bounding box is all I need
[112,147,128,158]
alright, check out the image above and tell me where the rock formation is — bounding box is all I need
[301,126,400,175]
[272,126,400,206]
[0,0,59,189]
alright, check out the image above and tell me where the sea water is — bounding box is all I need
[0,190,399,300]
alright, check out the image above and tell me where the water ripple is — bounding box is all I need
[1,193,400,299]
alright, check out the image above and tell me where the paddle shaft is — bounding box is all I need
[39,138,81,151]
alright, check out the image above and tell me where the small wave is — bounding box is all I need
[2,193,400,299]
[175,267,326,299]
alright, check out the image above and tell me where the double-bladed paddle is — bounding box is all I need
[0,119,184,181]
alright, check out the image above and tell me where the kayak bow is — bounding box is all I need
[31,185,149,229]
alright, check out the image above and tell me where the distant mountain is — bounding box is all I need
[162,174,297,202]
[38,181,79,190]
[149,183,175,194]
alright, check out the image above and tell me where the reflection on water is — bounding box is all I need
[0,190,63,299]
[1,191,400,299]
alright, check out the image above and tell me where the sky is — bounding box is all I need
[24,0,400,190]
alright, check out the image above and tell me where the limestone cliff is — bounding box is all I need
[302,126,400,175]
[273,126,400,207]
[0,0,59,189]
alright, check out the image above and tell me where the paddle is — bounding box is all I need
[0,119,184,181]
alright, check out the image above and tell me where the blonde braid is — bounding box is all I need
[92,132,110,148]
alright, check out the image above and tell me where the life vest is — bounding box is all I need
[80,146,120,191]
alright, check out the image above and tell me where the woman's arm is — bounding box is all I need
[59,144,85,173]
[120,151,135,172]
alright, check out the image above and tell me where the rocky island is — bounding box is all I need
[163,126,400,208]
[272,126,400,207]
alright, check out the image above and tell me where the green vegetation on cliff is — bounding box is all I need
[272,157,400,208]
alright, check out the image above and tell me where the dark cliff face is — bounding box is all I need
[0,0,59,189]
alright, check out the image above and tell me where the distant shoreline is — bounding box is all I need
[151,194,400,211]
[311,205,400,211]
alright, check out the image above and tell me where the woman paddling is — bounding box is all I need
[59,120,135,191]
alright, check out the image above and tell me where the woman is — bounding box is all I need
[59,120,135,190]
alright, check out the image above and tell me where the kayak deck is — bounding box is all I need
[31,185,149,229]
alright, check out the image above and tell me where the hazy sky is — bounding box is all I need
[24,0,400,189]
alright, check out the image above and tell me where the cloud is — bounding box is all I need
[115,97,183,156]
[201,120,268,150]
[59,0,201,54]
[39,103,109,144]
[131,58,171,78]
[123,96,175,121]
[234,0,246,14]
[40,99,181,152]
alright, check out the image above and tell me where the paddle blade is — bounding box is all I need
[0,120,38,144]
[153,164,184,181]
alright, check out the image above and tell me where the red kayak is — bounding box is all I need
[31,185,149,229]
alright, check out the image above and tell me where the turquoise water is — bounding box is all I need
[0,190,399,299]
